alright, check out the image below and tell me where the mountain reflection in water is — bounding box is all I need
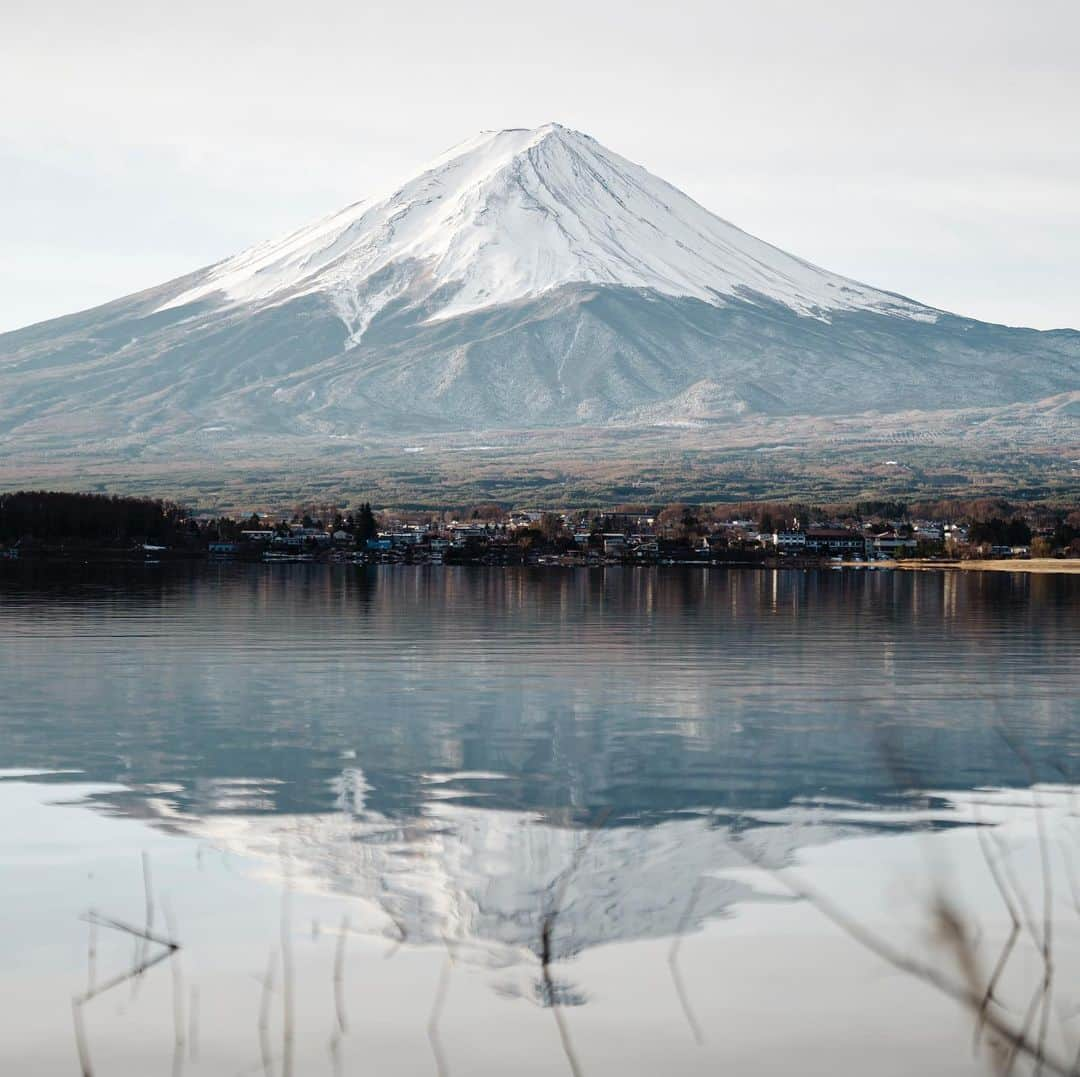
[2,565,1078,952]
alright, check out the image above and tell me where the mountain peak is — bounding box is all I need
[476,122,578,140]
[158,124,934,335]
[480,121,570,134]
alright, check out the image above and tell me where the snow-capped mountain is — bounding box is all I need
[158,124,933,334]
[0,123,1077,453]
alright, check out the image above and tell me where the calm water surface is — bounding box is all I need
[1,564,1078,1075]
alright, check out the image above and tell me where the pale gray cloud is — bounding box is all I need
[2,0,1078,331]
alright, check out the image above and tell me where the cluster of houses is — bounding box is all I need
[210,521,487,563]
[752,520,1031,559]
[5,502,1059,565]
[203,512,1015,567]
[766,523,959,558]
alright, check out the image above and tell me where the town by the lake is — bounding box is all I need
[2,490,1078,569]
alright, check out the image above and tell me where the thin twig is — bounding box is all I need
[163,903,186,1077]
[132,851,155,999]
[540,916,582,1077]
[329,914,350,1077]
[76,944,178,1006]
[427,939,455,1077]
[334,914,349,1035]
[998,732,1056,1075]
[86,914,98,997]
[281,892,294,1077]
[989,829,1044,954]
[727,832,1073,1076]
[931,894,1009,1076]
[82,911,179,952]
[383,909,408,959]
[538,808,612,1077]
[72,900,182,1076]
[258,950,277,1077]
[75,913,179,1005]
[668,874,706,1046]
[1004,981,1050,1077]
[974,822,1023,1054]
[188,984,200,1063]
[1033,798,1055,1077]
[72,997,93,1077]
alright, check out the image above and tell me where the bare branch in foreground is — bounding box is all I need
[538,808,612,1077]
[188,984,200,1064]
[668,873,706,1046]
[258,949,277,1077]
[280,892,295,1077]
[973,822,1022,1057]
[75,912,180,1005]
[72,998,93,1077]
[163,903,186,1077]
[334,914,350,1035]
[131,851,156,1000]
[997,732,1056,1076]
[728,830,1072,1076]
[329,914,350,1077]
[72,898,183,1077]
[427,940,455,1077]
[86,915,98,998]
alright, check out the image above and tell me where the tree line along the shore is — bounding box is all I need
[2,490,1079,561]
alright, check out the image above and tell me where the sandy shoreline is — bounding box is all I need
[890,558,1080,574]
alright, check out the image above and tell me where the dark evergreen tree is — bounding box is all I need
[354,502,378,542]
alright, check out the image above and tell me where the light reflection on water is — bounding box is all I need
[2,564,1077,820]
[1,564,1078,1074]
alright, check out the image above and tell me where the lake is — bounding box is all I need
[2,563,1078,1075]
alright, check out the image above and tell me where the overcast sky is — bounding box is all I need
[3,0,1078,333]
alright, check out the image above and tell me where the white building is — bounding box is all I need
[769,531,807,551]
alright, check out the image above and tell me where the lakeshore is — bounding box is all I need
[3,490,1078,570]
[889,557,1080,574]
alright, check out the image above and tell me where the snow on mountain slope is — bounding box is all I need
[160,124,936,338]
